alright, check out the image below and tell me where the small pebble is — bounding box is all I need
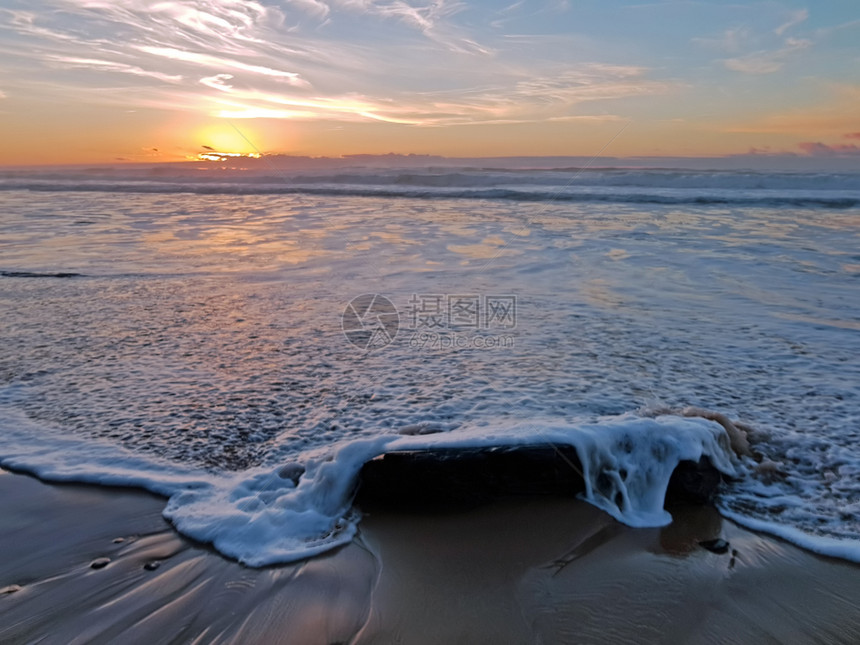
[90,557,111,570]
[112,537,125,544]
[143,562,161,571]
[698,538,730,554]
[1,584,22,595]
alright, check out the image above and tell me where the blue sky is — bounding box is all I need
[0,0,858,163]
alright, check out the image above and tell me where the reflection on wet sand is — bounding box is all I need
[2,471,859,644]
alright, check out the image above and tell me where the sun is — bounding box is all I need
[193,123,264,159]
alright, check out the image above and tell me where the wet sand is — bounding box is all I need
[1,468,858,644]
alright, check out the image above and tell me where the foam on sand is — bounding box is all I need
[0,408,735,566]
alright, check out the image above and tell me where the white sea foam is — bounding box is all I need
[1,407,746,566]
[718,509,860,562]
[5,404,860,565]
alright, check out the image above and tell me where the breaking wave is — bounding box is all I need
[2,166,860,208]
[0,409,743,566]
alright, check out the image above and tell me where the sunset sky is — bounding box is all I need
[0,0,858,164]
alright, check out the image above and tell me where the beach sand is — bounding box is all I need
[1,467,858,644]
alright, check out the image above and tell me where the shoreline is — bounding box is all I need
[1,468,859,644]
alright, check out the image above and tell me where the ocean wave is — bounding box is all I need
[4,405,860,565]
[0,404,854,567]
[4,167,860,190]
[2,180,858,208]
[1,409,742,566]
[0,270,85,278]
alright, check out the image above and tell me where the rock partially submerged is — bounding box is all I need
[355,445,724,511]
[356,445,584,509]
[665,457,724,505]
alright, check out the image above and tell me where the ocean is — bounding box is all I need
[1,163,859,565]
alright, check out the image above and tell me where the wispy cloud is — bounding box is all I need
[0,0,674,128]
[286,0,331,19]
[695,8,814,75]
[200,73,235,91]
[332,0,460,32]
[233,64,667,126]
[45,55,184,83]
[200,64,665,126]
[692,26,751,54]
[775,8,808,36]
[724,37,811,74]
[136,46,309,85]
[813,17,860,38]
[64,0,273,54]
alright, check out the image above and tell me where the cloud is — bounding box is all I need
[401,65,671,126]
[333,0,459,32]
[693,26,752,54]
[813,18,860,39]
[0,0,675,131]
[696,8,813,75]
[66,0,272,53]
[327,0,488,53]
[44,55,184,83]
[200,73,235,91]
[136,46,309,86]
[286,0,331,19]
[724,37,811,74]
[775,9,808,36]
[844,132,860,140]
[192,63,670,126]
[511,66,664,105]
[797,141,860,157]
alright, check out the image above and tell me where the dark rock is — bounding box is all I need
[90,557,111,569]
[356,446,724,512]
[112,537,125,544]
[666,457,723,505]
[699,538,730,554]
[143,561,161,571]
[1,584,22,595]
[356,445,586,510]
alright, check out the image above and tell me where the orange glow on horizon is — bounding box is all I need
[192,122,267,158]
[196,151,262,161]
